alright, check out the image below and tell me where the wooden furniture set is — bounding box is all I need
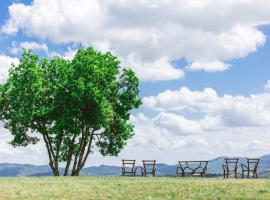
[121,160,156,177]
[222,157,259,179]
[122,157,260,178]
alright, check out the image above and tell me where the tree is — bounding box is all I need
[0,48,141,176]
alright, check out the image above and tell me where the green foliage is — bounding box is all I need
[0,48,141,175]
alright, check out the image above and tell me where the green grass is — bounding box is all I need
[0,177,270,199]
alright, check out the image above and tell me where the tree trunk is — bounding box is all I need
[63,134,77,176]
[42,133,60,176]
[71,132,94,176]
[42,125,94,176]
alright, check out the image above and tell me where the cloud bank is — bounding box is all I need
[2,0,270,81]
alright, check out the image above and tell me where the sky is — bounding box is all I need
[0,0,270,167]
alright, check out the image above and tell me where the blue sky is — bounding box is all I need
[0,0,270,166]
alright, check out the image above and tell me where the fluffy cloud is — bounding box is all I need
[124,56,184,82]
[125,112,270,164]
[2,0,270,81]
[137,82,270,158]
[153,112,202,135]
[129,113,208,150]
[188,60,231,72]
[143,86,270,128]
[10,41,48,54]
[121,82,270,162]
[143,87,219,112]
[0,55,19,83]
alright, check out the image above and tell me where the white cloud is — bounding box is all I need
[154,112,202,135]
[124,113,270,164]
[248,140,268,152]
[143,87,219,112]
[188,60,231,72]
[2,0,270,80]
[123,55,184,82]
[129,113,208,151]
[143,86,270,128]
[10,41,48,54]
[0,55,19,83]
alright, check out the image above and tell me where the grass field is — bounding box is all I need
[0,177,270,199]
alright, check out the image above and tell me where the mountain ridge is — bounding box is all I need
[0,155,269,177]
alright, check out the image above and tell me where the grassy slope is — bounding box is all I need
[0,177,270,199]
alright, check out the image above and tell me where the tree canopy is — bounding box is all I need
[0,47,141,176]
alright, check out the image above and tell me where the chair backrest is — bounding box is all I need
[247,158,260,171]
[224,157,239,171]
[142,160,156,173]
[122,159,136,172]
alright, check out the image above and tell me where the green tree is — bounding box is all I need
[0,48,141,176]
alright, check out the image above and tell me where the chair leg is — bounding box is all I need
[242,171,244,178]
[247,171,250,179]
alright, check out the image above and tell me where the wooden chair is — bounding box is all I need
[222,157,239,178]
[241,158,260,178]
[140,160,157,177]
[121,159,137,176]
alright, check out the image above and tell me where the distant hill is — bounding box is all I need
[0,155,270,177]
[0,163,53,176]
